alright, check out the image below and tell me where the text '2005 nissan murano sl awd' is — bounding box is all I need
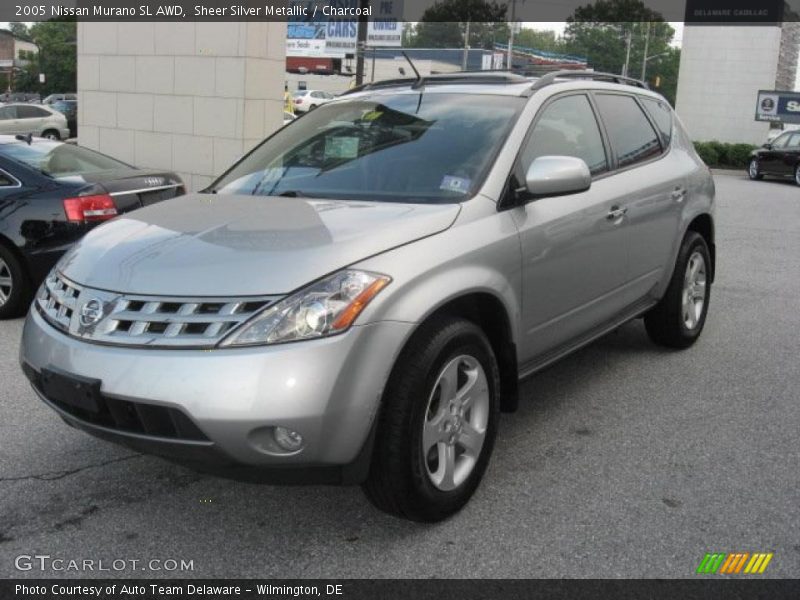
[21,71,715,522]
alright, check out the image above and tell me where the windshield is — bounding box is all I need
[1,141,129,178]
[211,92,524,203]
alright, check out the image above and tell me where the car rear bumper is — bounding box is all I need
[20,307,413,483]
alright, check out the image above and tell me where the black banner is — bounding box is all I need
[2,0,799,23]
[3,580,800,600]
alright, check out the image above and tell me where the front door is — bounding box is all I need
[510,93,631,364]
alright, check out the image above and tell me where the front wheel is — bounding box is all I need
[645,232,711,349]
[748,158,763,180]
[363,317,500,522]
[42,129,60,140]
[794,164,800,186]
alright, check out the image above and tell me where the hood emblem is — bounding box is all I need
[79,298,105,327]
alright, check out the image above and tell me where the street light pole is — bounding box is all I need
[507,0,516,70]
[640,22,651,80]
[621,28,632,77]
[355,0,369,86]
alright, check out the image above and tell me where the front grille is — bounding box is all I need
[37,272,281,348]
[24,364,208,441]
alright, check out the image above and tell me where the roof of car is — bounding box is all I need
[341,70,664,101]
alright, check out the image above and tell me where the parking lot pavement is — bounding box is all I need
[0,170,798,579]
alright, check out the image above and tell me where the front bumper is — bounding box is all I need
[21,307,413,483]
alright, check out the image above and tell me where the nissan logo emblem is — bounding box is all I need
[79,298,105,327]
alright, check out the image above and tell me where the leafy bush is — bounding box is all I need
[693,141,757,169]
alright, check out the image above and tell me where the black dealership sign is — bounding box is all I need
[755,90,800,124]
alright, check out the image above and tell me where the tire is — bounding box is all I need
[794,164,800,187]
[42,129,60,140]
[0,245,32,320]
[645,232,712,349]
[363,316,500,522]
[309,104,317,111]
[748,158,763,180]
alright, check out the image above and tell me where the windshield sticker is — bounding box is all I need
[325,136,360,160]
[362,110,383,121]
[440,175,471,194]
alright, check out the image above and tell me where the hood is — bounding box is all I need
[58,194,460,296]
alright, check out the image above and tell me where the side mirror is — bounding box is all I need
[762,142,773,149]
[524,156,592,199]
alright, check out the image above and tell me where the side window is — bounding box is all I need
[786,133,800,147]
[0,106,17,120]
[594,94,662,168]
[771,133,791,149]
[0,168,17,186]
[521,94,608,176]
[16,106,49,119]
[640,97,673,146]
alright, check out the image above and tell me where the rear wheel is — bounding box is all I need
[748,158,763,180]
[645,232,711,349]
[794,164,800,186]
[42,129,60,140]
[0,245,31,320]
[363,316,500,522]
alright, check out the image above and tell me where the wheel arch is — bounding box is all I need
[686,213,715,283]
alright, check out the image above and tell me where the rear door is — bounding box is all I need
[16,105,52,135]
[512,92,631,362]
[592,93,684,300]
[780,132,800,175]
[761,133,791,174]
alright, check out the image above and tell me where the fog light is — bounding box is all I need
[274,426,304,452]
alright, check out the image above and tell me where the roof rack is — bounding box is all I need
[529,70,650,92]
[341,71,529,96]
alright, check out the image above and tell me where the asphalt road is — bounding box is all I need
[0,171,798,579]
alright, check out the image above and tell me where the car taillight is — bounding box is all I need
[63,194,118,223]
[294,98,302,104]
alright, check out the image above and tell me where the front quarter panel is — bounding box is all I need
[354,196,523,345]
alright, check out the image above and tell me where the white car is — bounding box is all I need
[292,90,336,113]
[0,104,71,140]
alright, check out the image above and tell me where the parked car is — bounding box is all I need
[42,93,77,105]
[292,89,335,112]
[748,130,800,185]
[0,104,70,140]
[20,72,715,522]
[51,99,78,138]
[0,136,184,318]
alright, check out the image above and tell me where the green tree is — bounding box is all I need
[14,20,76,95]
[8,22,31,40]
[563,0,678,103]
[407,0,509,49]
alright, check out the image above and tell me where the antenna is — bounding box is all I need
[401,51,421,82]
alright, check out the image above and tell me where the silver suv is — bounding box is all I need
[20,72,715,522]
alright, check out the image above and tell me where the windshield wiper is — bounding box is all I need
[277,190,314,198]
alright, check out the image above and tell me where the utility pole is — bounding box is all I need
[462,21,470,71]
[507,0,517,71]
[640,22,651,80]
[622,28,632,77]
[355,0,370,86]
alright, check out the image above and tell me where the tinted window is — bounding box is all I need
[522,94,608,176]
[0,169,15,186]
[0,106,17,120]
[16,105,49,119]
[771,133,791,148]
[595,94,662,168]
[211,93,524,203]
[0,141,129,177]
[641,97,673,145]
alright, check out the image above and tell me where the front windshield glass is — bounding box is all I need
[211,92,524,203]
[1,141,129,177]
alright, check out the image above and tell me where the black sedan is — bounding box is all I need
[0,135,184,319]
[748,130,800,185]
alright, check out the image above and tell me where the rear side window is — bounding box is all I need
[0,106,17,120]
[595,94,662,168]
[640,97,673,145]
[16,106,49,119]
[522,94,608,176]
[787,133,800,147]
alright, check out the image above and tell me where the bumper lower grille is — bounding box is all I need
[24,364,209,442]
[36,272,281,348]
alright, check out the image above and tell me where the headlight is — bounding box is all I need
[219,270,391,347]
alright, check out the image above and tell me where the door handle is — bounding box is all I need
[671,187,686,202]
[607,206,627,221]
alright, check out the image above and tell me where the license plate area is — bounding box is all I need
[40,368,102,414]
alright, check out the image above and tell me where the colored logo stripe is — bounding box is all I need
[697,552,773,574]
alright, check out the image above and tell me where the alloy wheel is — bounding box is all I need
[749,159,759,179]
[0,257,12,307]
[795,166,800,186]
[682,251,707,330]
[422,354,490,492]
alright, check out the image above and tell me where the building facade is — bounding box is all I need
[77,22,286,191]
